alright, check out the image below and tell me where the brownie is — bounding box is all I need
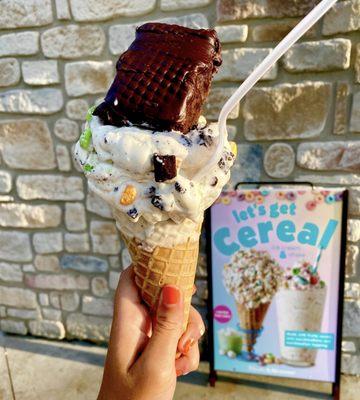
[94,22,222,133]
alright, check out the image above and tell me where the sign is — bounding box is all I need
[208,186,347,385]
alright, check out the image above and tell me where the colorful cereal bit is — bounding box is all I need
[222,197,231,205]
[325,194,335,204]
[229,141,237,158]
[79,128,92,150]
[335,192,343,201]
[84,163,94,172]
[321,190,330,196]
[237,193,246,201]
[306,200,317,211]
[120,185,137,205]
[245,192,255,202]
[285,191,296,201]
[315,193,324,203]
[298,190,306,195]
[260,189,270,196]
[276,191,286,200]
[86,105,96,122]
[255,195,264,204]
[229,190,237,197]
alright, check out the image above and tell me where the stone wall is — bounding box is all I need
[0,0,359,375]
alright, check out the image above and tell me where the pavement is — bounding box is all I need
[0,332,359,400]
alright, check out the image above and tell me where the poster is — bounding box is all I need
[210,187,346,383]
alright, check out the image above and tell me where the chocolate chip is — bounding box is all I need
[147,186,156,196]
[218,158,225,169]
[104,137,108,144]
[153,154,177,182]
[198,132,213,147]
[151,195,164,210]
[114,187,119,192]
[174,182,186,194]
[210,177,218,187]
[127,208,138,219]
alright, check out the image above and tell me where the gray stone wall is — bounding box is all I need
[0,0,359,375]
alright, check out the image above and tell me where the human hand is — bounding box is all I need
[97,266,205,400]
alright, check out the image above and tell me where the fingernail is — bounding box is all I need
[162,286,180,306]
[200,327,205,336]
[183,338,195,354]
[176,369,183,377]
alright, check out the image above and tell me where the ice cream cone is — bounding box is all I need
[236,302,270,353]
[121,223,202,330]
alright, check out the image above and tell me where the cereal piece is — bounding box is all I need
[120,185,137,205]
[80,128,92,150]
[229,141,237,158]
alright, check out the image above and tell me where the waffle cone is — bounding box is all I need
[122,233,200,330]
[236,302,270,352]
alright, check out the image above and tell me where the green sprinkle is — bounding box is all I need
[292,268,300,275]
[84,164,94,172]
[298,276,309,285]
[86,105,96,122]
[320,280,325,288]
[80,128,92,150]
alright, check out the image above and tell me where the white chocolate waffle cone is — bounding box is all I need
[236,302,270,353]
[121,224,202,330]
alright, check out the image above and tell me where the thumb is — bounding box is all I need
[141,285,184,368]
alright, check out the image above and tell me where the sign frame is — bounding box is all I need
[205,183,348,399]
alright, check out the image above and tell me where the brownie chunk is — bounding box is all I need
[94,23,222,133]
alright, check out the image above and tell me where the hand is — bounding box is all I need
[98,266,205,400]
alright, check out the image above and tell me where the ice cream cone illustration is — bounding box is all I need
[223,249,283,353]
[74,23,235,329]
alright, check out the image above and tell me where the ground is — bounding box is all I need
[0,333,358,400]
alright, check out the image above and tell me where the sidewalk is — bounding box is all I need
[0,332,358,400]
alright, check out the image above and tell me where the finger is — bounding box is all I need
[178,306,205,355]
[175,342,200,377]
[137,285,184,371]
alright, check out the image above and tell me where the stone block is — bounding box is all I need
[0,171,11,193]
[34,255,60,272]
[66,312,111,341]
[66,99,89,120]
[346,250,356,282]
[41,25,105,59]
[69,0,156,21]
[0,32,39,57]
[0,0,53,29]
[25,273,89,290]
[334,82,350,135]
[65,203,87,232]
[90,221,121,255]
[60,254,108,273]
[0,231,32,262]
[341,354,360,375]
[65,61,113,97]
[0,203,61,228]
[33,232,63,254]
[297,141,360,172]
[345,282,360,299]
[50,292,80,311]
[283,39,351,72]
[0,119,56,170]
[264,143,295,178]
[7,308,40,320]
[109,271,121,290]
[215,24,248,43]
[86,188,113,218]
[64,233,90,253]
[109,14,208,55]
[0,286,37,308]
[350,92,360,133]
[22,264,36,273]
[82,296,113,317]
[17,175,84,201]
[0,320,27,335]
[348,219,360,242]
[56,144,71,172]
[91,276,110,297]
[228,144,262,187]
[217,0,319,22]
[22,60,59,86]
[39,293,49,307]
[355,44,360,83]
[0,59,20,87]
[54,118,79,142]
[0,262,23,282]
[252,20,316,42]
[42,308,62,321]
[349,187,360,216]
[0,89,63,114]
[109,256,121,270]
[29,320,65,339]
[243,82,332,141]
[161,0,211,11]
[203,87,240,120]
[323,0,360,35]
[55,0,71,20]
[214,48,277,82]
[343,300,360,336]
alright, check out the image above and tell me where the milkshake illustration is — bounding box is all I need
[223,249,283,353]
[218,327,243,357]
[276,261,326,367]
